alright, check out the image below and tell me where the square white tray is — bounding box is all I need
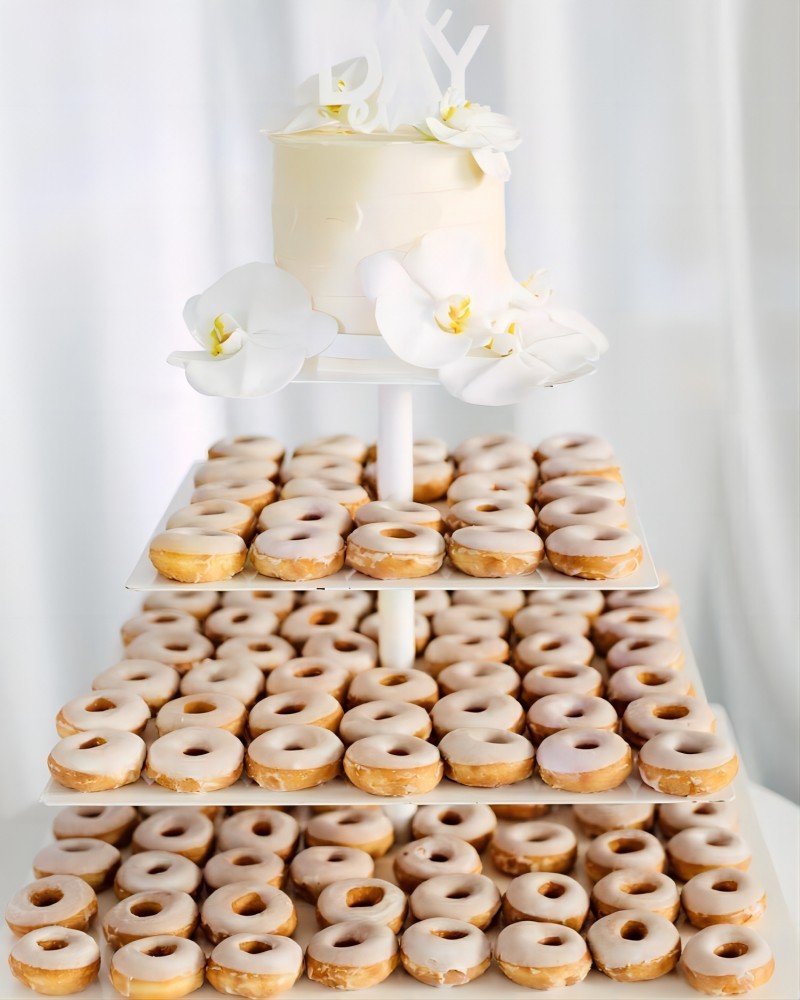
[126,465,659,592]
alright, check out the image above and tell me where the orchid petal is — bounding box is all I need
[473,147,511,181]
[183,339,305,398]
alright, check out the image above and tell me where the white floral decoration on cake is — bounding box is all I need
[360,233,607,406]
[418,88,520,180]
[167,263,337,397]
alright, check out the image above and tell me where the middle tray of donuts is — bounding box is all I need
[41,579,741,806]
[3,795,794,997]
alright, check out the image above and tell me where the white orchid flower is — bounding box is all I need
[419,88,521,179]
[360,230,518,369]
[168,263,337,398]
[277,56,386,135]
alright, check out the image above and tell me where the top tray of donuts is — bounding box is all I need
[132,431,659,591]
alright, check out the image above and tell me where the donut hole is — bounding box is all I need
[430,853,451,863]
[275,704,303,715]
[483,733,513,745]
[619,920,648,941]
[183,747,210,757]
[231,613,250,624]
[372,709,399,721]
[85,698,116,712]
[288,533,311,541]
[380,528,416,539]
[712,880,740,893]
[574,740,600,751]
[283,744,305,752]
[130,901,163,918]
[445,889,472,900]
[332,936,363,948]
[30,888,64,908]
[78,737,107,750]
[628,640,654,651]
[37,939,69,951]
[694,804,718,815]
[232,893,267,916]
[346,886,384,908]
[239,940,273,954]
[652,705,688,720]
[128,673,151,681]
[637,672,668,686]
[336,815,362,826]
[609,838,645,855]
[563,708,585,718]
[707,834,735,847]
[161,827,186,838]
[309,611,338,626]
[61,843,92,853]
[622,882,659,895]
[538,936,565,946]
[432,929,469,940]
[296,667,323,678]
[380,675,408,687]
[439,811,464,827]
[328,853,346,863]
[184,701,216,715]
[464,705,489,713]
[299,513,322,521]
[593,529,621,541]
[77,808,104,818]
[538,882,566,899]
[463,637,481,645]
[334,640,358,652]
[144,943,178,958]
[540,641,564,652]
[543,669,578,679]
[674,743,703,755]
[252,822,274,837]
[231,856,261,867]
[476,504,500,512]
[165,643,190,652]
[147,866,170,875]
[386,748,410,757]
[714,942,748,959]
[249,642,272,653]
[153,614,179,623]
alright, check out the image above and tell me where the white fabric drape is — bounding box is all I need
[0,0,797,815]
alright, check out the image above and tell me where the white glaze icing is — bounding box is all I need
[257,496,353,536]
[302,590,374,614]
[504,872,588,926]
[191,478,276,508]
[218,810,299,857]
[201,883,295,940]
[132,809,214,857]
[194,457,279,485]
[283,454,363,483]
[358,610,431,650]
[413,460,454,494]
[155,692,247,736]
[623,694,715,743]
[348,522,445,556]
[512,605,591,638]
[545,524,640,558]
[587,909,680,971]
[181,659,264,706]
[536,728,630,774]
[638,730,737,772]
[535,473,627,509]
[49,730,146,783]
[411,805,496,846]
[143,591,220,619]
[527,693,618,737]
[57,690,150,736]
[249,690,342,734]
[5,875,96,931]
[438,727,534,767]
[515,632,595,669]
[121,610,200,645]
[208,932,303,975]
[607,666,691,706]
[431,690,524,736]
[410,873,499,924]
[395,836,482,884]
[280,603,361,645]
[681,924,773,979]
[266,658,350,698]
[209,435,284,462]
[110,934,205,984]
[438,661,521,698]
[203,848,285,891]
[307,808,393,850]
[348,668,438,707]
[302,631,378,675]
[458,447,538,481]
[451,525,543,555]
[281,477,369,509]
[658,801,739,835]
[145,727,244,787]
[425,634,509,671]
[527,589,606,616]
[216,635,295,672]
[586,830,666,877]
[492,821,577,862]
[92,661,180,709]
[252,524,345,565]
[205,605,279,643]
[247,725,343,773]
[591,869,679,916]
[294,435,367,461]
[522,664,604,702]
[573,804,654,832]
[167,500,256,536]
[290,847,374,898]
[124,629,215,669]
[606,636,685,673]
[103,890,198,942]
[222,590,297,618]
[454,434,530,464]
[116,852,202,897]
[594,608,678,649]
[605,585,681,618]
[538,495,627,539]
[495,920,589,968]
[452,589,526,616]
[412,437,450,463]
[401,917,490,975]
[414,590,451,616]
[339,701,432,744]
[539,455,621,481]
[52,806,138,842]
[355,500,441,530]
[681,867,764,918]
[535,433,614,462]
[447,473,530,505]
[10,926,99,971]
[317,878,406,928]
[306,919,397,967]
[432,605,507,638]
[33,839,120,880]
[346,734,440,771]
[667,827,751,871]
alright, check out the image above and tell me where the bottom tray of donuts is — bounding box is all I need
[4,768,798,999]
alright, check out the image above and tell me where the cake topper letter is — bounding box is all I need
[422,7,488,96]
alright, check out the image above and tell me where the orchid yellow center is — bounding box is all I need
[209,313,241,356]
[488,322,517,357]
[435,295,472,335]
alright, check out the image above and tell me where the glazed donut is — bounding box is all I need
[53,806,139,847]
[539,454,622,482]
[538,494,628,540]
[316,878,406,932]
[400,918,490,986]
[393,835,481,893]
[222,589,296,618]
[103,890,199,948]
[339,701,432,744]
[666,827,751,881]
[191,477,276,512]
[109,935,205,999]
[302,589,374,614]
[681,924,774,995]
[606,635,685,673]
[591,870,680,921]
[206,933,304,998]
[448,526,543,578]
[502,872,588,930]
[411,804,497,852]
[536,728,632,792]
[217,809,299,859]
[606,584,681,618]
[682,867,766,928]
[492,805,550,820]
[289,847,374,902]
[593,608,677,654]
[251,524,345,582]
[512,605,590,638]
[143,591,220,620]
[454,433,531,464]
[585,830,667,883]
[121,610,200,646]
[534,433,614,464]
[204,605,279,644]
[446,497,535,533]
[283,453,363,483]
[494,920,591,990]
[432,605,507,639]
[194,457,279,485]
[257,495,351,536]
[534,472,627,511]
[281,477,369,517]
[527,693,618,743]
[167,499,257,541]
[203,847,285,892]
[431,689,524,738]
[294,434,367,462]
[33,839,120,891]
[209,435,284,462]
[266,658,350,702]
[148,527,247,583]
[306,920,398,989]
[623,694,714,748]
[409,461,454,502]
[5,876,97,936]
[125,629,215,675]
[607,666,692,713]
[459,440,535,471]
[452,588,525,617]
[409,873,499,929]
[180,660,265,708]
[514,632,595,674]
[249,690,343,737]
[217,635,296,673]
[156,693,247,738]
[521,664,604,706]
[410,436,449,463]
[48,730,145,792]
[573,803,654,838]
[92,661,180,712]
[347,668,438,710]
[201,883,296,944]
[132,809,215,864]
[447,472,530,506]
[438,727,534,787]
[490,821,577,876]
[115,853,202,900]
[437,660,521,698]
[638,730,738,796]
[306,808,394,859]
[358,608,432,653]
[527,588,605,616]
[344,735,442,797]
[145,727,244,792]
[414,589,451,616]
[280,601,360,647]
[246,725,343,790]
[302,631,378,676]
[657,801,739,839]
[423,633,509,678]
[545,524,642,581]
[587,909,681,981]
[346,522,444,579]
[9,927,100,995]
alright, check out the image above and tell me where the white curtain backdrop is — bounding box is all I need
[0,0,797,815]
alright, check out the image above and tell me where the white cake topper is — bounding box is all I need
[422,7,488,97]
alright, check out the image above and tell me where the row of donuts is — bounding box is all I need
[6,802,773,996]
[148,431,645,582]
